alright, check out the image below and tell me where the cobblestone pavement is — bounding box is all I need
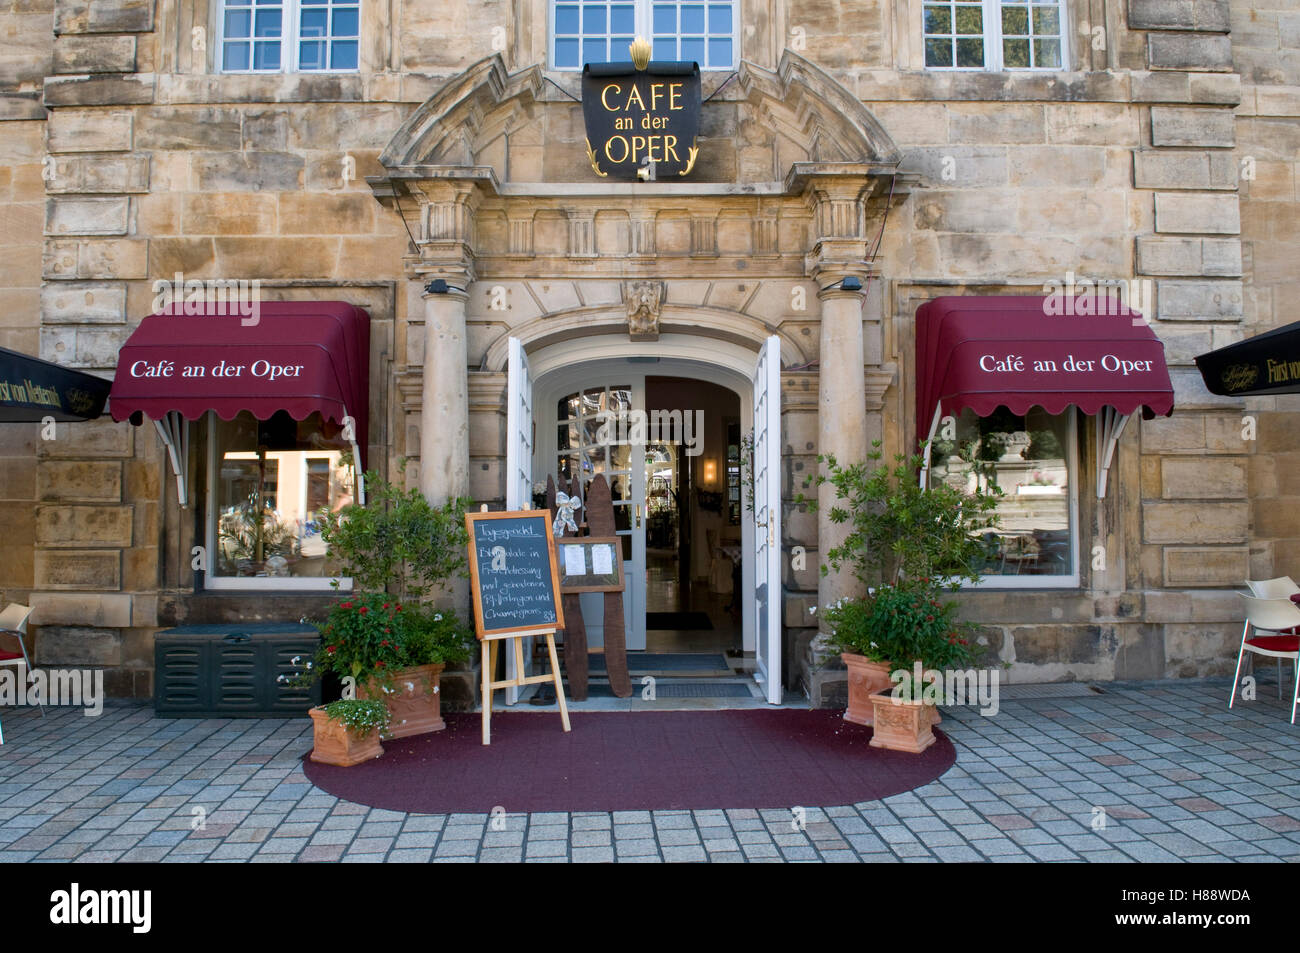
[1,677,1298,863]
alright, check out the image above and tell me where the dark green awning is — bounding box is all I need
[0,346,110,422]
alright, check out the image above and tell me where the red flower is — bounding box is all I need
[340,601,354,609]
[926,615,934,622]
[383,627,391,634]
[359,606,369,615]
[326,645,337,654]
[383,603,391,609]
[958,638,969,645]
[947,635,957,644]
[395,604,402,612]
[375,661,385,669]
[381,639,391,647]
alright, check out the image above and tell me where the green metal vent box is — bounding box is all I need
[154,623,320,717]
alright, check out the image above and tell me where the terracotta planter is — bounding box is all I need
[842,653,895,726]
[308,707,384,766]
[359,663,446,739]
[867,691,940,754]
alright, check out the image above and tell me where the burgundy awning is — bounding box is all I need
[916,295,1175,432]
[110,301,370,466]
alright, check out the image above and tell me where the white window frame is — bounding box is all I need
[922,0,1070,72]
[549,0,739,71]
[216,0,361,75]
[203,411,354,592]
[931,409,1081,590]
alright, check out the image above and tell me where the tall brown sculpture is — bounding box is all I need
[547,473,632,700]
[585,474,633,698]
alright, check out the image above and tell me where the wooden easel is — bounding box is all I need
[465,508,572,746]
[480,627,570,745]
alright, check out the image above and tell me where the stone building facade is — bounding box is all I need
[0,0,1296,705]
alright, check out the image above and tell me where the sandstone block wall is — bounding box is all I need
[0,0,1293,700]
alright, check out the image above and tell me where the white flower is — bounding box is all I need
[809,606,817,615]
[434,613,443,622]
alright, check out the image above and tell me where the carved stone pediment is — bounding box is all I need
[624,280,664,341]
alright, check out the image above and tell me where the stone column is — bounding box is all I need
[816,279,868,617]
[419,283,470,506]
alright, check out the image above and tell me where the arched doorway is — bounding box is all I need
[509,334,782,704]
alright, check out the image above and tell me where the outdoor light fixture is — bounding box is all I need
[424,278,466,295]
[703,458,717,485]
[819,276,864,293]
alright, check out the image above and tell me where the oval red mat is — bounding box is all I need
[301,709,957,813]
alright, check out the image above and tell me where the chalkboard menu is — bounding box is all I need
[465,510,565,638]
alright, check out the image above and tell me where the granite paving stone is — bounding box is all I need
[1,681,1295,864]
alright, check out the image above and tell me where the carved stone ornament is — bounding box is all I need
[624,280,664,341]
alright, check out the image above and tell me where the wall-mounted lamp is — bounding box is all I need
[703,458,717,485]
[819,275,864,293]
[424,278,466,295]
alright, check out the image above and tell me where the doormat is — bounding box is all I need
[590,653,729,673]
[301,709,957,813]
[646,612,713,630]
[580,681,754,698]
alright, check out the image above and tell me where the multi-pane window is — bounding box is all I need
[552,0,737,70]
[923,0,1065,70]
[221,0,359,73]
[928,407,1078,586]
[206,411,357,587]
[557,386,636,560]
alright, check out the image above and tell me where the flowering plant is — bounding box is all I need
[822,580,978,672]
[310,592,409,685]
[302,592,474,690]
[318,699,390,737]
[400,605,474,668]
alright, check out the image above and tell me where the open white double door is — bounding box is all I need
[503,336,783,705]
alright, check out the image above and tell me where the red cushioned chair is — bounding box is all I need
[0,603,39,745]
[1231,594,1300,725]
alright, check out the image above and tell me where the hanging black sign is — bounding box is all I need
[581,59,702,180]
[0,346,110,422]
[1194,319,1300,396]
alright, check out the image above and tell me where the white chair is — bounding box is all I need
[1245,576,1300,599]
[1231,595,1300,724]
[0,603,39,745]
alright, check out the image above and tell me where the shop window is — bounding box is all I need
[551,0,737,70]
[923,0,1066,70]
[220,0,359,73]
[927,407,1079,587]
[205,410,357,589]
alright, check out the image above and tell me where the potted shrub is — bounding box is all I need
[821,596,893,726]
[309,698,389,766]
[310,461,475,732]
[802,443,1001,739]
[306,592,473,739]
[356,604,473,738]
[859,581,980,752]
